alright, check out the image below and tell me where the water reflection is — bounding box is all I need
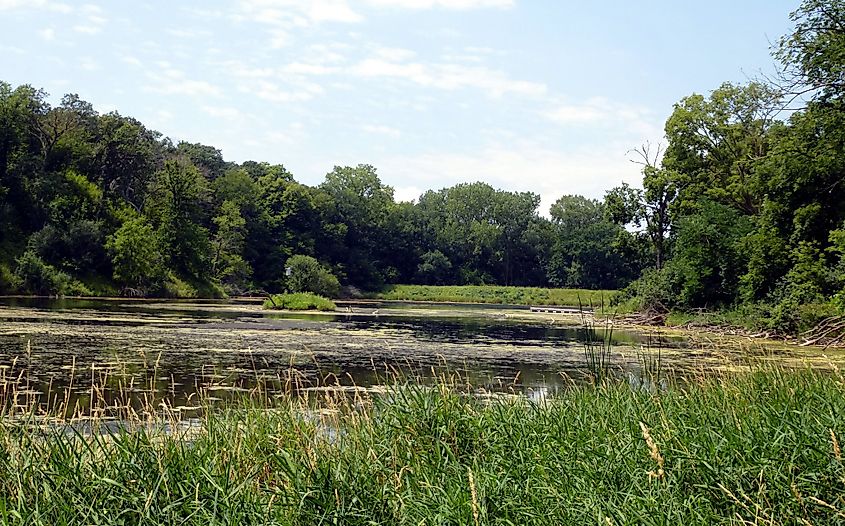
[0,297,831,414]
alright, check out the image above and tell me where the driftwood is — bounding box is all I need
[801,316,845,348]
[621,302,669,326]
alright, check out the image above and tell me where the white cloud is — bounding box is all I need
[121,55,142,66]
[394,185,422,203]
[365,0,513,8]
[362,124,401,137]
[73,24,101,34]
[144,69,223,97]
[543,97,662,139]
[0,0,72,12]
[375,144,643,215]
[38,27,55,40]
[283,62,339,75]
[237,0,363,26]
[202,106,245,119]
[352,58,546,97]
[167,28,211,38]
[239,80,323,103]
[80,57,99,71]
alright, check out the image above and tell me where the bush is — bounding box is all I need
[106,216,166,292]
[14,250,90,296]
[263,292,336,311]
[615,264,683,311]
[415,250,452,285]
[0,263,17,294]
[285,255,341,298]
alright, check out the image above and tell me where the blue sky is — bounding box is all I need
[1,0,797,211]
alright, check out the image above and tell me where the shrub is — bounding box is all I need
[14,250,90,296]
[106,216,166,291]
[263,292,336,311]
[615,264,683,311]
[415,250,452,285]
[285,255,341,298]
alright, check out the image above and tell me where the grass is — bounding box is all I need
[1,366,844,524]
[371,284,616,306]
[263,292,337,311]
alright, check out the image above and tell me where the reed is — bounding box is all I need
[371,284,614,306]
[0,356,844,524]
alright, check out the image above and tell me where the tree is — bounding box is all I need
[148,159,212,280]
[547,195,636,289]
[663,82,780,216]
[94,112,163,208]
[319,165,395,288]
[211,200,251,291]
[775,0,845,102]
[106,215,164,292]
[285,254,341,298]
[416,250,452,285]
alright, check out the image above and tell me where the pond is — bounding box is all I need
[0,297,839,413]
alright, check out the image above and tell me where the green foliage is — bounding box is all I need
[285,254,341,298]
[263,292,337,311]
[616,265,683,312]
[13,250,90,296]
[547,195,639,289]
[776,0,845,101]
[149,159,212,281]
[210,200,251,293]
[2,369,845,524]
[670,200,753,306]
[373,284,613,306]
[415,250,452,285]
[106,215,164,292]
[0,263,14,293]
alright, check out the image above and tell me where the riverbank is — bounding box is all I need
[369,284,615,306]
[1,367,843,524]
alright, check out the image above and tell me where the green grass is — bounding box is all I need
[263,292,337,311]
[1,368,844,524]
[371,284,616,306]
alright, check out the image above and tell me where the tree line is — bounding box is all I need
[2,0,844,334]
[613,0,845,332]
[0,95,643,298]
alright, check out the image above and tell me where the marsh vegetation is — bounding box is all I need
[1,363,844,525]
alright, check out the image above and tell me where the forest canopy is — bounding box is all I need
[2,0,845,334]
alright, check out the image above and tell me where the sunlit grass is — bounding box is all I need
[263,292,337,311]
[372,284,616,306]
[1,362,844,524]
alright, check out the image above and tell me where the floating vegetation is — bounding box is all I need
[1,364,845,524]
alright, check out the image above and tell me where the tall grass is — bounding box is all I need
[371,284,615,306]
[1,362,844,524]
[263,292,337,311]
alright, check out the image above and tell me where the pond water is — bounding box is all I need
[0,297,838,412]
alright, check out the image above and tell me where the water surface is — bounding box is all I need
[0,297,837,411]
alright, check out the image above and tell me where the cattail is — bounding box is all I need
[468,467,480,526]
[640,421,665,479]
[832,429,842,461]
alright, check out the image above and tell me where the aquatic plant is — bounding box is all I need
[0,364,844,524]
[372,284,615,306]
[263,292,337,311]
[579,296,614,383]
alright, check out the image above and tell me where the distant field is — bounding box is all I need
[370,284,616,306]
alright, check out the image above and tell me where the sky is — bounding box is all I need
[1,0,798,212]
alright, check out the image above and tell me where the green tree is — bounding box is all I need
[775,0,845,101]
[106,215,164,292]
[415,250,452,285]
[547,195,636,289]
[148,159,212,281]
[211,200,251,291]
[319,164,395,288]
[285,254,341,298]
